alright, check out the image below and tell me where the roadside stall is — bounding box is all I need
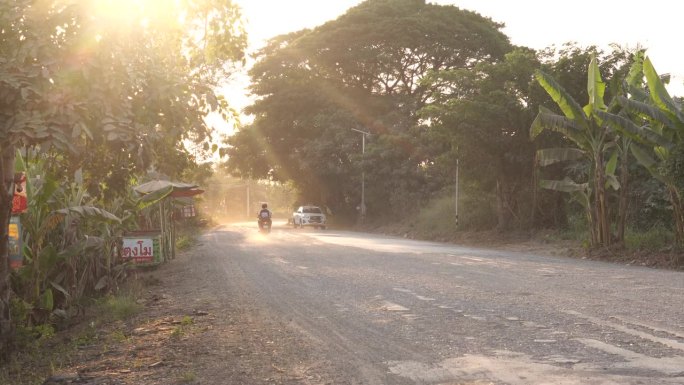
[126,180,204,266]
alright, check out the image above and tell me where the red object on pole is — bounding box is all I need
[11,172,27,215]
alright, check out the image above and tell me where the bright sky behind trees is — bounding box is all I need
[234,0,684,97]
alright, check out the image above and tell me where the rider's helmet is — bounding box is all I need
[262,203,268,209]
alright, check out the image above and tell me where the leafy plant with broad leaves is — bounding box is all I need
[601,55,684,250]
[530,55,626,247]
[12,156,129,326]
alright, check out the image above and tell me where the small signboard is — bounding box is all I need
[122,237,156,264]
[9,216,22,269]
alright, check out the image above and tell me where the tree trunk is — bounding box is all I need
[594,153,611,247]
[615,152,630,245]
[589,174,599,247]
[495,180,507,231]
[530,160,538,228]
[0,145,16,359]
[667,185,684,247]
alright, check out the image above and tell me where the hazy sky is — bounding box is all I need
[233,0,683,95]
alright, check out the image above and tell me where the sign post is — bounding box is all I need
[8,172,27,269]
[8,217,22,269]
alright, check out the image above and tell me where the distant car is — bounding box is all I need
[291,205,327,229]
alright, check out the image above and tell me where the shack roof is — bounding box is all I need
[134,180,204,203]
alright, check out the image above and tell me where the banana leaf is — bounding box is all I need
[585,56,607,116]
[630,143,669,185]
[535,70,588,126]
[596,110,672,148]
[625,50,645,89]
[38,244,59,272]
[539,178,588,193]
[616,96,680,133]
[50,281,70,299]
[536,148,585,167]
[55,206,121,223]
[40,288,54,311]
[530,107,588,148]
[605,150,618,176]
[605,174,620,190]
[137,185,174,210]
[643,57,684,124]
[94,276,109,291]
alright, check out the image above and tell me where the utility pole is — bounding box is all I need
[455,156,459,227]
[351,128,371,223]
[246,183,250,219]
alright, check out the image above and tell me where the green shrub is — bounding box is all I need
[625,226,673,250]
[414,189,497,235]
[180,371,197,383]
[556,212,589,241]
[9,299,55,352]
[176,235,195,250]
[414,196,458,237]
[176,220,203,250]
[98,294,141,321]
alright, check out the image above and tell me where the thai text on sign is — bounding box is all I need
[122,238,154,263]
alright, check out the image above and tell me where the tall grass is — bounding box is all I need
[625,226,674,251]
[98,294,141,321]
[414,191,497,236]
[1,287,143,385]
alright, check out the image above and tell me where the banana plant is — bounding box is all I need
[14,158,125,324]
[531,55,620,247]
[601,55,684,246]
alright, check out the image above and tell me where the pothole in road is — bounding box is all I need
[387,350,680,384]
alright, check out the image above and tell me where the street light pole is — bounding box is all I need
[455,156,459,227]
[455,146,460,227]
[351,128,370,222]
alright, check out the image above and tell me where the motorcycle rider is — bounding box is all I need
[257,203,272,230]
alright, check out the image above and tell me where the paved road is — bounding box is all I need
[204,222,684,384]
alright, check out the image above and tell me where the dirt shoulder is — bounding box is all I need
[5,233,321,385]
[361,224,683,270]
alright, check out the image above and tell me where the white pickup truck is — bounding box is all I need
[291,205,327,229]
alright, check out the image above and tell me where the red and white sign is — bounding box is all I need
[122,238,154,263]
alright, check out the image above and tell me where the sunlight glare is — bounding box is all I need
[87,0,182,33]
[246,230,273,244]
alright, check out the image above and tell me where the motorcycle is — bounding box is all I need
[258,219,272,234]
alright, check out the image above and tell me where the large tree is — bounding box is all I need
[0,0,245,357]
[226,0,511,219]
[420,47,540,230]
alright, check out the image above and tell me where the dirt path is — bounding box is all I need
[40,231,327,385]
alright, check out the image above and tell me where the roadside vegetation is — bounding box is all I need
[0,0,246,370]
[2,278,138,385]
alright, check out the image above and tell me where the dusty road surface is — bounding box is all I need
[167,221,684,385]
[61,222,680,385]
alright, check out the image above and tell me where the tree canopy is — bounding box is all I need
[1,0,246,357]
[226,0,512,219]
